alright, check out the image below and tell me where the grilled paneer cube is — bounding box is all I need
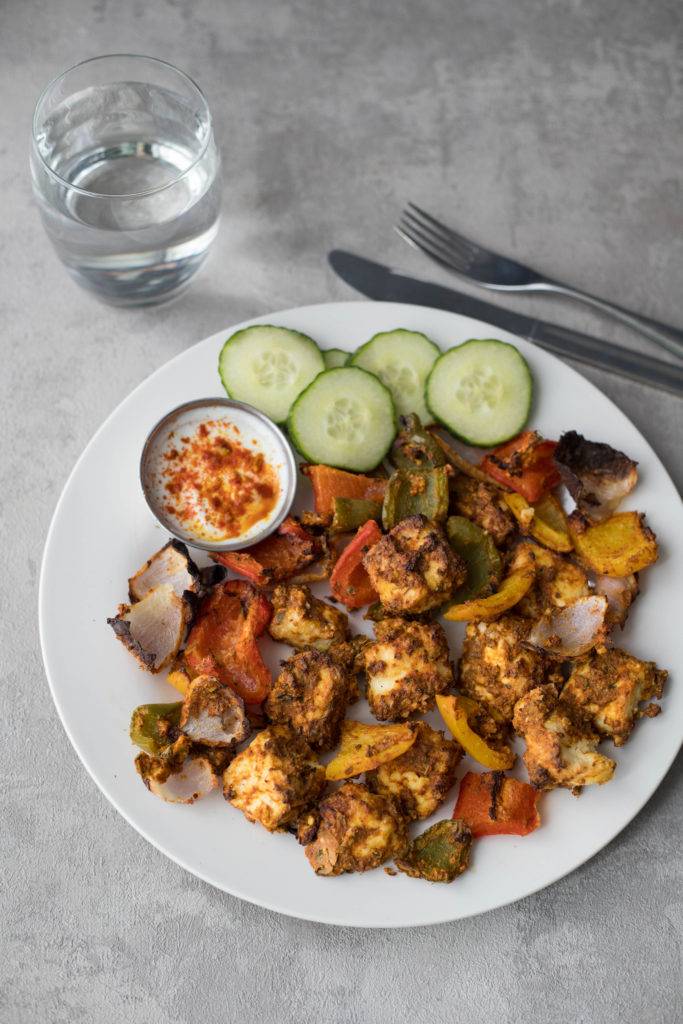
[513,687,616,792]
[362,514,466,614]
[451,474,515,547]
[268,583,349,652]
[264,649,355,751]
[458,614,559,727]
[365,722,462,820]
[223,725,326,832]
[560,647,666,746]
[305,782,408,875]
[516,543,591,619]
[363,618,454,721]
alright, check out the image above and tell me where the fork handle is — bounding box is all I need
[535,282,683,360]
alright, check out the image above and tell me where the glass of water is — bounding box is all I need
[30,55,222,306]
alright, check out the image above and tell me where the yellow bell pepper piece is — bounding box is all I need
[444,546,535,621]
[569,510,658,576]
[503,491,572,553]
[167,662,192,696]
[436,694,515,770]
[325,720,417,781]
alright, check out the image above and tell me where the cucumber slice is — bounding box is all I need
[287,367,396,472]
[348,329,440,423]
[323,347,349,370]
[426,339,532,447]
[218,325,325,424]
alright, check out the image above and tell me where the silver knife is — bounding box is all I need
[328,250,683,399]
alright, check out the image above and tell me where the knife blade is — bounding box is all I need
[328,250,683,398]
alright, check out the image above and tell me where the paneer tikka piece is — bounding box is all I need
[305,782,408,875]
[223,725,326,832]
[268,583,349,652]
[362,514,466,615]
[513,687,616,792]
[560,647,666,747]
[458,614,560,727]
[263,648,355,751]
[365,721,462,820]
[451,474,516,547]
[363,618,454,721]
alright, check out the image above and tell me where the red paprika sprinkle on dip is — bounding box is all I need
[140,399,297,551]
[161,418,280,540]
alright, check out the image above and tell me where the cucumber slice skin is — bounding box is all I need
[425,339,533,448]
[218,325,325,425]
[348,329,441,424]
[323,347,349,370]
[287,366,397,473]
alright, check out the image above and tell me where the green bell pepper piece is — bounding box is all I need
[330,497,383,534]
[394,819,472,883]
[382,466,450,530]
[130,702,183,755]
[444,515,503,606]
[390,413,447,470]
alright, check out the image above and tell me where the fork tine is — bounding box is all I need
[405,203,484,261]
[394,224,471,276]
[397,217,471,273]
[400,208,474,266]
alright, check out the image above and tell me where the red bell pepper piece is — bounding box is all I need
[480,431,561,503]
[212,516,319,586]
[303,464,387,517]
[329,520,382,609]
[452,771,540,837]
[183,579,272,705]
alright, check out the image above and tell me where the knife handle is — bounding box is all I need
[528,320,683,398]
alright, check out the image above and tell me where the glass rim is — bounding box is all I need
[31,53,215,200]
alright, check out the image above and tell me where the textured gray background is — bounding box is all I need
[2,0,682,1021]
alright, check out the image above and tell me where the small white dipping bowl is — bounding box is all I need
[140,397,297,552]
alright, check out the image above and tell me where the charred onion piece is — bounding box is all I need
[179,675,251,747]
[108,583,189,672]
[128,539,201,603]
[593,573,639,628]
[553,431,638,522]
[523,595,608,660]
[135,735,218,803]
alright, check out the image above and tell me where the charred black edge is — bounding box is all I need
[553,432,639,511]
[200,563,227,588]
[554,431,638,477]
[170,539,202,588]
[108,617,157,670]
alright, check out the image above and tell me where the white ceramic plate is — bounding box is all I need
[39,301,683,927]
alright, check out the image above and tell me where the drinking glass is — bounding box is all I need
[30,55,222,306]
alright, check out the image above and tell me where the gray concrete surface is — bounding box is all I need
[2,1,682,1021]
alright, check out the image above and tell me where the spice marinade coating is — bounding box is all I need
[114,402,668,883]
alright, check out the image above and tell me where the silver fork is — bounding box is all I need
[396,202,683,361]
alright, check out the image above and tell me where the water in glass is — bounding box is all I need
[32,80,221,305]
